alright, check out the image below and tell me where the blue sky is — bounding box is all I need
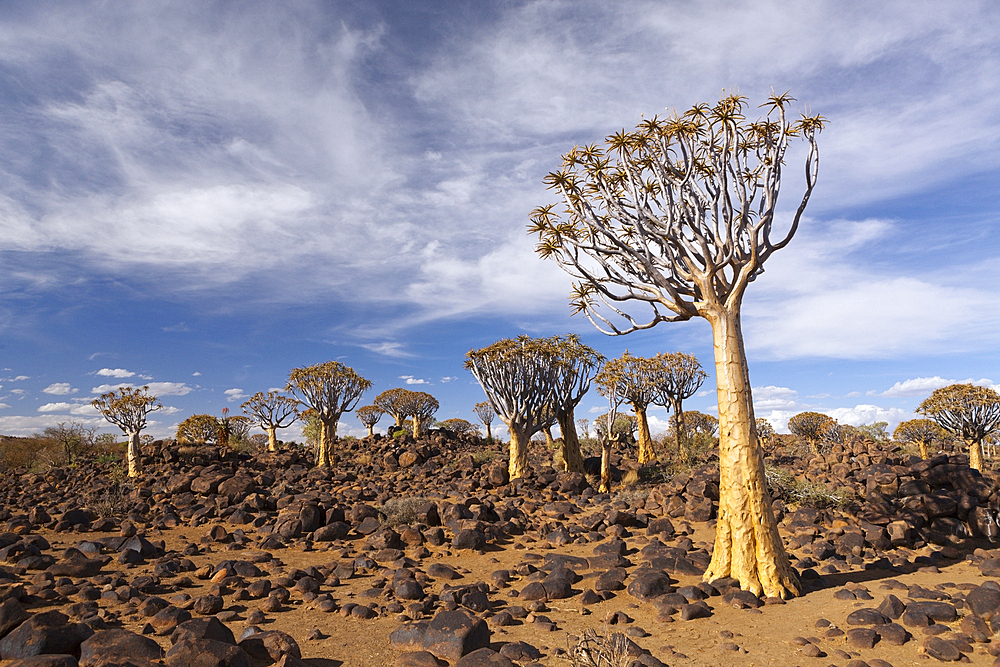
[1,1,998,440]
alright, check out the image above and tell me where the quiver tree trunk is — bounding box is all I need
[634,404,655,464]
[126,431,141,478]
[316,421,337,467]
[507,424,530,480]
[968,439,984,472]
[671,398,686,459]
[918,439,929,460]
[556,409,584,473]
[266,427,278,452]
[701,307,800,599]
[485,423,492,440]
[599,435,616,493]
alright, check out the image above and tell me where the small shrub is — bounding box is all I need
[765,466,852,510]
[612,486,648,507]
[380,496,426,527]
[87,463,134,519]
[472,449,497,466]
[569,628,633,667]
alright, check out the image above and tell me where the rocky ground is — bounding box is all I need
[1,433,1000,666]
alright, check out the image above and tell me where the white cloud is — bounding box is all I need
[96,368,135,378]
[224,388,248,402]
[0,403,9,409]
[9,376,28,382]
[91,381,192,396]
[882,376,998,397]
[37,402,74,413]
[360,342,413,358]
[69,403,100,417]
[42,383,78,395]
[9,389,25,395]
[400,375,428,386]
[0,415,106,436]
[752,386,799,411]
[825,404,911,430]
[192,372,202,377]
[440,376,458,383]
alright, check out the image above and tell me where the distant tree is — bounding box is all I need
[92,386,162,477]
[549,335,603,473]
[685,410,720,437]
[755,418,775,448]
[373,388,412,428]
[594,412,638,441]
[438,418,479,436]
[576,418,591,439]
[227,415,253,444]
[596,376,625,493]
[657,352,708,458]
[43,421,97,465]
[595,351,664,465]
[528,91,822,598]
[894,418,948,460]
[356,405,384,436]
[856,421,889,443]
[242,391,300,452]
[176,414,221,445]
[787,411,838,454]
[286,361,371,467]
[400,391,439,438]
[918,383,1000,471]
[473,401,495,440]
[465,336,565,479]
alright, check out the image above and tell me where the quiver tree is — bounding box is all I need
[227,415,252,445]
[242,391,299,452]
[438,418,479,436]
[549,335,604,473]
[918,384,1000,471]
[176,414,221,444]
[356,405,383,436]
[473,401,495,440]
[658,352,708,458]
[787,411,838,455]
[373,388,412,430]
[465,336,564,479]
[755,418,775,449]
[894,418,948,460]
[597,377,624,493]
[401,391,439,438]
[92,386,162,477]
[286,361,371,467]
[529,91,822,599]
[595,351,665,465]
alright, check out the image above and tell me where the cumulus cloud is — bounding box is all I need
[42,383,78,395]
[37,402,74,413]
[825,405,911,430]
[0,403,9,409]
[882,376,998,397]
[752,386,799,411]
[400,375,428,386]
[96,368,135,378]
[224,388,248,402]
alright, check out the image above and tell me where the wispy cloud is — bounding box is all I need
[224,388,248,402]
[882,376,998,397]
[359,342,413,359]
[91,381,192,396]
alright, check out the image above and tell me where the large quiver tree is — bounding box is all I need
[242,391,299,452]
[286,361,371,467]
[465,336,564,480]
[894,418,947,460]
[401,391,439,438]
[92,386,162,477]
[550,335,603,473]
[529,92,822,599]
[918,384,1000,472]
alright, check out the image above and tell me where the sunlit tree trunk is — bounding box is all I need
[918,439,928,460]
[634,404,655,464]
[599,435,616,493]
[412,417,423,439]
[968,438,984,472]
[508,424,529,479]
[266,427,278,452]
[670,398,687,459]
[485,423,492,440]
[317,421,337,467]
[701,306,800,600]
[556,409,584,473]
[126,431,141,477]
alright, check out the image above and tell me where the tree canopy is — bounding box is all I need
[92,385,162,477]
[286,361,371,467]
[918,383,1000,471]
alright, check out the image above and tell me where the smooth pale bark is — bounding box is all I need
[485,423,492,440]
[266,427,278,452]
[918,439,929,460]
[316,421,337,467]
[126,431,141,477]
[508,424,530,479]
[968,438,984,472]
[634,403,655,464]
[599,435,616,493]
[412,418,423,439]
[671,398,687,459]
[701,307,800,600]
[556,409,584,473]
[366,424,375,436]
